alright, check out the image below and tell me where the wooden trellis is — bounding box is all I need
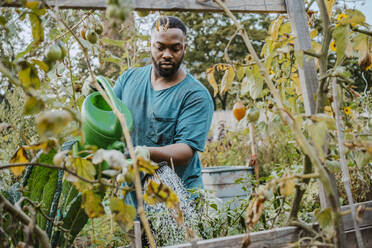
[3,0,371,247]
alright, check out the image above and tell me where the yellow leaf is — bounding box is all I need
[24,139,57,153]
[66,158,96,192]
[144,179,180,209]
[220,66,235,95]
[269,16,284,41]
[25,1,41,9]
[280,178,295,197]
[32,59,49,72]
[36,110,73,139]
[138,157,158,175]
[206,67,218,97]
[29,14,44,45]
[110,197,136,232]
[310,29,318,39]
[338,9,365,26]
[236,66,246,81]
[9,147,29,176]
[24,95,45,115]
[325,0,335,17]
[82,190,105,218]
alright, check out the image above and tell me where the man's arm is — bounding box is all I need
[148,143,194,166]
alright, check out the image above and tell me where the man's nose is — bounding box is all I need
[162,49,172,59]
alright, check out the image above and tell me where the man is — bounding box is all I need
[113,16,214,190]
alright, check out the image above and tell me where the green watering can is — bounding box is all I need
[81,76,133,149]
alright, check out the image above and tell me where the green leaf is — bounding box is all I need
[340,9,365,26]
[240,76,249,96]
[333,25,352,65]
[110,197,136,232]
[36,110,73,139]
[101,38,125,47]
[0,16,6,26]
[29,13,44,45]
[103,56,121,65]
[24,95,45,115]
[82,190,105,218]
[32,59,49,72]
[307,121,328,162]
[245,65,264,100]
[316,208,332,229]
[325,160,340,173]
[236,66,246,81]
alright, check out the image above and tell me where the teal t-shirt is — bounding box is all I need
[113,64,214,189]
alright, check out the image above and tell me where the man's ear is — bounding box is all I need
[184,43,187,55]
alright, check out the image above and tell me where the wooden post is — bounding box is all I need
[3,0,286,12]
[285,5,344,243]
[285,0,317,115]
[133,221,142,248]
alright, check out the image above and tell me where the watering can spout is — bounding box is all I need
[81,76,133,149]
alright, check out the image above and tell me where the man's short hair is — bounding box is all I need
[151,16,187,36]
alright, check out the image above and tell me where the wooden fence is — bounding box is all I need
[162,201,372,248]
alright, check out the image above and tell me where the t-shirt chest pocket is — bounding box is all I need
[148,113,177,145]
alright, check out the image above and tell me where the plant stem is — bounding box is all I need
[0,162,97,184]
[0,194,51,248]
[331,78,365,248]
[315,0,333,113]
[288,155,312,221]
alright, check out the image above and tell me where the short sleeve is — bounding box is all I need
[174,90,214,152]
[113,71,129,100]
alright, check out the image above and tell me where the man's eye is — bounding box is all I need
[157,46,164,51]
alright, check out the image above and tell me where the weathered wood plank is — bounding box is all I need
[2,0,286,13]
[165,226,299,248]
[167,201,372,248]
[285,0,317,115]
[341,200,372,231]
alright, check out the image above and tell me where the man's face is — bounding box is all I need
[150,28,186,78]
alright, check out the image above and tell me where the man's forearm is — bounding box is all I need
[148,143,194,167]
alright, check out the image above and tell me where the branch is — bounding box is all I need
[331,77,365,248]
[224,27,242,64]
[351,27,372,37]
[315,0,334,113]
[0,162,97,184]
[52,10,94,44]
[16,197,70,233]
[304,50,321,58]
[0,194,51,248]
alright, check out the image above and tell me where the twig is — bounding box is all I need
[51,10,94,44]
[303,50,321,58]
[315,0,334,113]
[0,162,97,184]
[16,197,70,233]
[331,77,365,248]
[351,27,372,37]
[289,220,319,237]
[0,194,51,248]
[224,28,242,64]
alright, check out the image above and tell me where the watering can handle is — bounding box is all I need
[96,75,120,110]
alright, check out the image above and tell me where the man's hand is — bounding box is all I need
[135,146,150,160]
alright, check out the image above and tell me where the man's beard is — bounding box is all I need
[152,53,184,78]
